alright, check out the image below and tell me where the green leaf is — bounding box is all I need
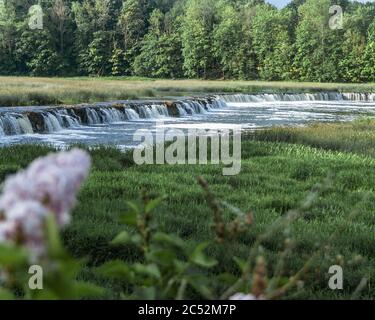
[233,256,247,272]
[126,201,140,215]
[145,197,164,214]
[111,231,132,245]
[73,281,105,299]
[133,263,161,279]
[147,249,176,266]
[152,232,185,249]
[96,260,132,280]
[217,273,237,286]
[131,234,143,246]
[119,211,138,226]
[134,286,157,300]
[0,244,27,266]
[187,275,214,299]
[0,288,14,300]
[29,289,60,300]
[190,242,217,268]
[45,214,65,258]
[221,201,246,217]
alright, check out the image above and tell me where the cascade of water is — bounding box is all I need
[18,116,34,134]
[137,105,155,118]
[193,101,207,113]
[0,114,35,135]
[0,119,4,136]
[180,102,196,115]
[101,108,126,123]
[8,92,375,140]
[55,109,81,128]
[211,98,227,108]
[124,108,140,120]
[3,114,22,135]
[43,113,62,132]
[85,108,101,125]
[219,92,375,103]
[0,98,228,137]
[153,104,170,117]
[176,103,188,117]
[135,104,169,119]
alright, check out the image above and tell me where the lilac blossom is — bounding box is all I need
[229,293,265,300]
[0,149,91,259]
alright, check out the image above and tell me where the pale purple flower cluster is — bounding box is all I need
[0,149,91,259]
[229,293,265,300]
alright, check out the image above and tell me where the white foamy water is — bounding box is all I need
[0,93,375,148]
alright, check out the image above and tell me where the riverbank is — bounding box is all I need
[0,119,374,299]
[1,77,375,107]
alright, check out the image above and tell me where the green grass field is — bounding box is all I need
[0,77,375,106]
[0,119,374,299]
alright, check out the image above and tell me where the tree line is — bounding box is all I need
[0,0,374,82]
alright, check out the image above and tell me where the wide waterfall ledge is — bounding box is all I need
[0,92,374,140]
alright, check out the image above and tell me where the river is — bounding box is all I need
[0,92,375,149]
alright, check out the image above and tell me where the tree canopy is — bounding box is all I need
[0,0,374,82]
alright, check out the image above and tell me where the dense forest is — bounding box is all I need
[0,0,374,82]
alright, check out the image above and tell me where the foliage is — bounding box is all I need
[1,121,375,299]
[1,0,373,81]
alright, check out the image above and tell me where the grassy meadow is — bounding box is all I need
[0,77,375,106]
[0,119,374,299]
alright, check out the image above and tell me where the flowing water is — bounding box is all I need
[1,92,375,149]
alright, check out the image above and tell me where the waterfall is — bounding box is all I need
[219,92,375,103]
[18,116,34,134]
[0,98,226,137]
[176,103,188,117]
[152,105,170,117]
[135,104,170,119]
[178,101,209,115]
[342,93,375,101]
[180,102,195,115]
[191,101,207,113]
[102,108,125,123]
[0,114,34,135]
[43,113,62,133]
[85,108,101,125]
[211,98,227,108]
[84,107,126,124]
[124,108,140,120]
[56,109,81,127]
[137,106,155,118]
[5,92,374,139]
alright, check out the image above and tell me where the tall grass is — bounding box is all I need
[0,124,374,298]
[250,118,375,157]
[1,76,374,106]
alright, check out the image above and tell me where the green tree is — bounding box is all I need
[116,0,146,74]
[293,0,345,82]
[181,0,219,78]
[362,19,375,82]
[251,4,292,80]
[213,2,243,79]
[80,30,113,76]
[110,44,126,76]
[338,6,374,82]
[0,1,18,74]
[133,9,183,78]
[72,0,112,75]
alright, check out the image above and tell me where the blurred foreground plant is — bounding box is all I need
[0,150,368,300]
[97,190,219,300]
[0,149,102,299]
